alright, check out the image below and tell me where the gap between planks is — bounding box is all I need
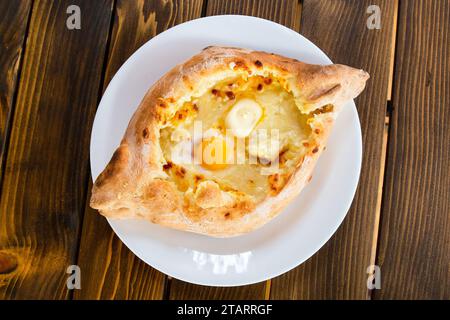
[264,279,271,300]
[292,0,302,33]
[368,0,399,300]
[164,276,173,300]
[386,0,399,101]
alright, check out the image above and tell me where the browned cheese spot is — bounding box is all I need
[264,78,272,85]
[278,149,288,165]
[157,98,167,108]
[234,60,249,72]
[313,104,334,115]
[225,91,235,100]
[194,175,203,184]
[163,161,173,171]
[268,173,285,195]
[175,166,186,178]
[142,128,150,142]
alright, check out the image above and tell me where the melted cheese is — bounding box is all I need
[160,75,313,202]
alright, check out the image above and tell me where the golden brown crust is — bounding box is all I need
[90,46,369,237]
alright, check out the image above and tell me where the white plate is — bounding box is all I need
[90,15,362,286]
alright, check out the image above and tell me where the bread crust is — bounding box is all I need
[90,46,369,237]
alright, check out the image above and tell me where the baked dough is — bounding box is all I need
[90,46,369,237]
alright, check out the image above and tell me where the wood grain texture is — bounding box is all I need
[207,0,301,32]
[104,0,205,86]
[374,0,449,299]
[0,0,32,178]
[270,0,397,299]
[0,0,113,299]
[170,280,269,300]
[168,0,301,300]
[75,187,167,300]
[74,0,204,300]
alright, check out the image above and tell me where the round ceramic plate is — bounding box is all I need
[90,15,362,286]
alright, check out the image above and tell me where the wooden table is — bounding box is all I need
[0,0,448,300]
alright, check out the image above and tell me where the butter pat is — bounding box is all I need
[226,98,262,138]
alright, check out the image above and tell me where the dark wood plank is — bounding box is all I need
[104,0,205,87]
[75,186,167,300]
[170,281,269,300]
[374,0,449,300]
[0,0,32,178]
[270,0,397,299]
[0,0,113,299]
[74,0,204,300]
[207,0,301,31]
[168,0,301,300]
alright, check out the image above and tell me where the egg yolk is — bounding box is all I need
[196,137,233,171]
